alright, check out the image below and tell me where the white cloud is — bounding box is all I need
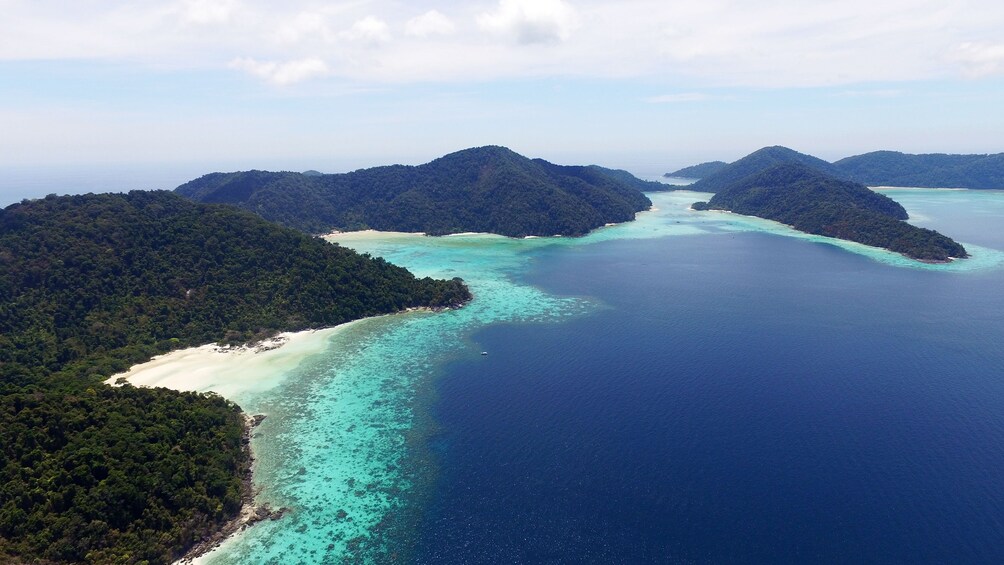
[477,0,578,44]
[405,10,456,38]
[179,0,240,25]
[342,16,391,44]
[274,12,333,44]
[229,57,329,85]
[646,93,715,103]
[3,1,1004,87]
[830,89,905,99]
[953,42,1004,77]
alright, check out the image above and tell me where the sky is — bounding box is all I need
[2,0,1004,184]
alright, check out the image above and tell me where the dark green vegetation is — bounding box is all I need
[692,162,968,262]
[586,165,672,192]
[1,387,246,564]
[670,148,1004,189]
[664,161,728,179]
[833,151,1004,189]
[690,146,842,193]
[176,146,654,237]
[0,191,471,563]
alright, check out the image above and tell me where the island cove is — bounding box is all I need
[173,145,972,264]
[2,146,999,564]
[174,146,666,238]
[0,191,470,564]
[662,146,969,262]
[111,188,1004,564]
[691,162,966,262]
[669,147,1004,189]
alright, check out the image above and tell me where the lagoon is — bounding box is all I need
[180,189,1004,563]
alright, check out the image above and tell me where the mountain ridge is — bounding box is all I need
[0,190,470,564]
[833,151,1004,189]
[668,148,1004,189]
[690,157,968,262]
[176,146,657,237]
[690,146,843,192]
[665,161,728,179]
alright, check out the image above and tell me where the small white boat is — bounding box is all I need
[481,351,488,356]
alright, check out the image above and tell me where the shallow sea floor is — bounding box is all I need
[195,189,1004,563]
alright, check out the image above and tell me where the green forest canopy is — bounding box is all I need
[692,162,968,262]
[668,147,1004,189]
[176,146,656,237]
[0,190,470,563]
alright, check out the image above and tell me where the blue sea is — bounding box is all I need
[174,188,1004,564]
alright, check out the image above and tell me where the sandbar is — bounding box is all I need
[105,323,360,399]
[323,229,426,239]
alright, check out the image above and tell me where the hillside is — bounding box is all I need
[0,191,470,563]
[833,151,1004,189]
[692,162,967,262]
[665,161,728,179]
[690,146,843,193]
[176,146,654,237]
[671,148,1004,189]
[587,165,672,192]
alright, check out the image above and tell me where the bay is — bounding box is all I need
[197,188,1004,564]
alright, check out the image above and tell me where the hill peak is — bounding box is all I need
[691,146,841,192]
[175,147,655,237]
[435,145,524,161]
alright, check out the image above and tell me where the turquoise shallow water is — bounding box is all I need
[197,189,1004,564]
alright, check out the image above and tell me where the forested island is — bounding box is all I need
[833,151,1004,189]
[691,158,968,262]
[669,149,1004,189]
[0,191,470,564]
[689,146,843,192]
[664,161,728,179]
[586,165,672,192]
[176,146,655,237]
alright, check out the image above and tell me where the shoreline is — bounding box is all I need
[693,207,961,264]
[321,228,427,238]
[872,186,1004,193]
[107,326,355,565]
[321,209,661,242]
[105,325,355,397]
[108,307,457,564]
[176,414,287,564]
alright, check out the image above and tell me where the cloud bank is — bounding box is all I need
[2,0,1004,87]
[477,0,578,44]
[406,10,456,38]
[229,57,329,85]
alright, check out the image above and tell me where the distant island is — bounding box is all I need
[0,191,470,564]
[664,161,728,179]
[176,146,656,237]
[669,149,1004,189]
[833,151,1004,189]
[689,146,843,193]
[587,165,673,192]
[690,148,968,262]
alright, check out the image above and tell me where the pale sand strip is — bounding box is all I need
[152,308,449,563]
[103,317,391,565]
[105,322,362,399]
[323,229,426,238]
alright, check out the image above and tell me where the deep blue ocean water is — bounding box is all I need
[12,165,1003,562]
[412,212,1004,562]
[181,188,1004,564]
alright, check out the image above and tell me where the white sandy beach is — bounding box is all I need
[323,229,426,239]
[105,323,360,399]
[870,186,970,191]
[105,308,448,565]
[106,327,360,565]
